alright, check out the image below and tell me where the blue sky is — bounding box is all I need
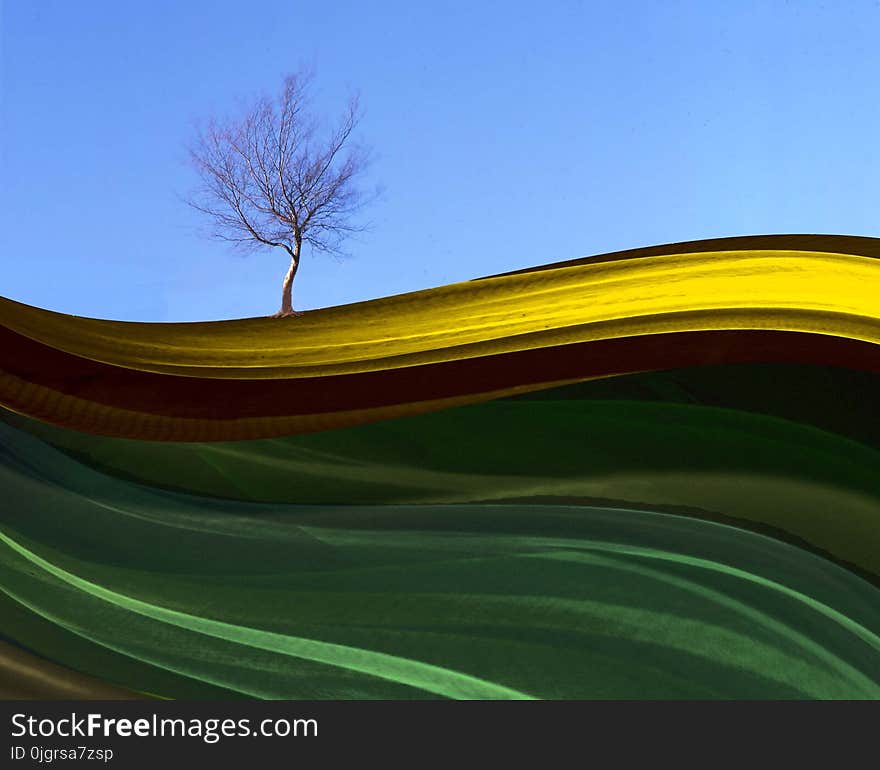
[2,0,880,321]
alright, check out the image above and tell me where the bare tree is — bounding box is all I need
[187,70,373,316]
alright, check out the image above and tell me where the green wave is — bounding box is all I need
[6,363,880,580]
[1,410,879,699]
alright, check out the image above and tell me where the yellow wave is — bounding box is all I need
[2,249,880,379]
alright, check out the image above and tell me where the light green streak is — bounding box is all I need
[300,525,880,696]
[563,540,880,655]
[0,528,535,700]
[530,550,879,698]
[304,524,880,656]
[1,588,263,698]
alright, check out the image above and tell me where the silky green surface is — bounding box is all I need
[5,364,880,580]
[5,250,880,379]
[2,396,880,699]
[5,235,880,699]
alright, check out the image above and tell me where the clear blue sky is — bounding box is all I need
[2,0,880,321]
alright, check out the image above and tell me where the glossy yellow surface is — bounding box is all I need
[2,249,880,379]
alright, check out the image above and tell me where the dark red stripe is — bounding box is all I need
[3,323,880,423]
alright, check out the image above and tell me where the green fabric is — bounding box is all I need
[2,366,879,699]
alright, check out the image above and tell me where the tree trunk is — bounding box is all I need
[277,248,300,317]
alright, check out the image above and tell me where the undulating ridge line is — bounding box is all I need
[2,237,880,440]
